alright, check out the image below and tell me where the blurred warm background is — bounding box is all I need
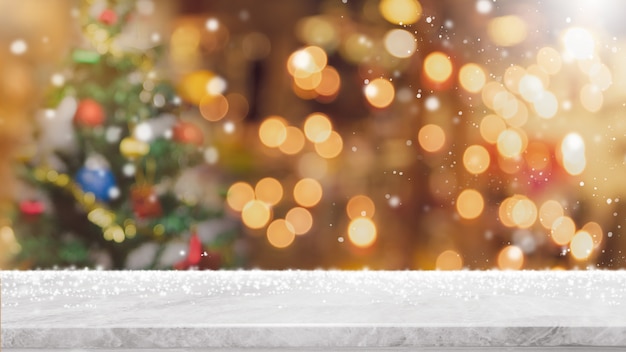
[2,0,626,270]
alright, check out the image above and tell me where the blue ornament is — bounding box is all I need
[75,164,117,202]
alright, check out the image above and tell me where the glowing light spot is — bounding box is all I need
[476,0,493,14]
[582,221,603,248]
[579,84,603,112]
[267,219,295,248]
[533,91,558,119]
[279,126,306,155]
[304,113,333,143]
[518,75,544,103]
[199,94,229,122]
[511,198,537,228]
[286,207,313,235]
[348,217,377,248]
[287,46,327,77]
[384,29,416,59]
[536,47,562,75]
[551,216,576,246]
[497,245,524,270]
[241,200,272,229]
[364,78,395,108]
[346,195,376,220]
[293,178,323,207]
[418,124,446,153]
[488,16,527,47]
[482,81,506,109]
[226,182,255,212]
[10,39,27,55]
[315,66,341,97]
[502,66,525,94]
[259,116,288,148]
[314,130,343,159]
[497,129,523,158]
[459,63,486,93]
[463,145,490,175]
[588,63,612,91]
[255,177,283,206]
[424,52,453,83]
[570,230,593,260]
[539,201,564,229]
[563,27,595,60]
[560,132,586,176]
[480,114,506,144]
[424,96,440,111]
[456,189,484,220]
[436,250,463,270]
[379,0,422,25]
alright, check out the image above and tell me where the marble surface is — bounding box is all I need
[2,271,626,349]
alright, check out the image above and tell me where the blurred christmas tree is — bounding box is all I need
[10,0,238,270]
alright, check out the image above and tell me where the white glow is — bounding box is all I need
[476,0,493,14]
[134,123,154,142]
[561,133,586,175]
[563,27,595,60]
[207,76,227,95]
[206,18,219,32]
[518,75,544,103]
[10,39,27,55]
[425,96,440,111]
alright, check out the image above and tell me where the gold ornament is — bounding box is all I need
[120,137,150,159]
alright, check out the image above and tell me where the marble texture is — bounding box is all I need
[2,271,626,350]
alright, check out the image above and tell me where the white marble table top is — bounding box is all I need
[2,270,626,350]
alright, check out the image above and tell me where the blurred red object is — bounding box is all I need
[174,231,221,270]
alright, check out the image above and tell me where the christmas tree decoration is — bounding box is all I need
[130,184,162,219]
[173,121,204,146]
[18,200,45,217]
[98,9,118,25]
[119,137,150,159]
[10,0,236,269]
[75,157,117,202]
[74,99,106,126]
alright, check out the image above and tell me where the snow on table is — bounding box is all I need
[2,270,626,350]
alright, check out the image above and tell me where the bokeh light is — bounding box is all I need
[458,63,486,93]
[314,130,343,159]
[267,219,296,248]
[242,200,272,229]
[364,78,395,108]
[384,29,416,59]
[418,124,446,153]
[286,207,313,235]
[570,230,593,260]
[559,132,586,176]
[348,217,377,248]
[487,16,527,46]
[456,189,484,220]
[279,126,306,155]
[255,177,283,206]
[551,216,576,246]
[497,245,524,270]
[379,0,422,25]
[436,250,463,270]
[480,114,506,144]
[424,52,453,84]
[563,27,595,60]
[293,178,323,207]
[463,145,490,175]
[259,116,288,148]
[539,200,564,229]
[497,129,523,158]
[227,182,255,212]
[346,195,376,220]
[304,113,333,143]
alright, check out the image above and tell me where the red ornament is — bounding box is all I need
[19,200,45,216]
[130,185,162,219]
[98,9,118,25]
[75,99,105,126]
[174,230,221,270]
[173,122,204,146]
